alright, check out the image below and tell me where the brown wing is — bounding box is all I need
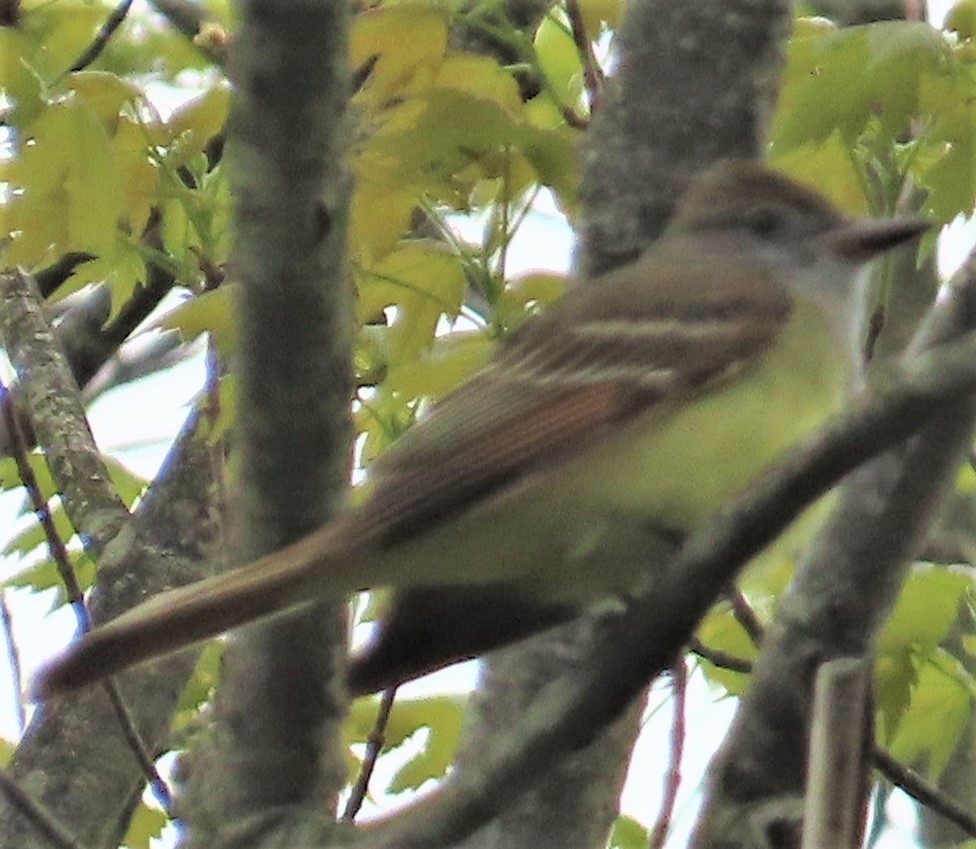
[356,249,792,547]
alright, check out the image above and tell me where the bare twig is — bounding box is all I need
[873,747,976,838]
[0,592,24,735]
[343,688,398,821]
[726,587,764,645]
[99,683,173,813]
[688,639,752,675]
[650,661,687,849]
[563,0,603,111]
[67,0,135,74]
[0,387,89,634]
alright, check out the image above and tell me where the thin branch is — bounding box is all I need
[98,683,174,814]
[0,769,89,849]
[33,254,95,300]
[563,0,603,111]
[0,386,172,815]
[0,592,24,736]
[0,387,89,634]
[687,639,753,675]
[344,688,398,822]
[726,587,764,645]
[66,0,135,74]
[873,747,976,838]
[649,661,687,849]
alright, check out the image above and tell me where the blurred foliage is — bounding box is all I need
[1,0,975,838]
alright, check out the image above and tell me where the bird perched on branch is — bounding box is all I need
[36,160,927,699]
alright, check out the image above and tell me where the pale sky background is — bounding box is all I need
[0,2,965,846]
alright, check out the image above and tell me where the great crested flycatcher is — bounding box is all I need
[37,160,927,698]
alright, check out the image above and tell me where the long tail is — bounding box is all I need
[35,523,355,698]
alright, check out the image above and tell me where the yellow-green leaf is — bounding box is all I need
[877,565,971,656]
[432,53,522,116]
[886,650,972,779]
[159,85,232,167]
[358,241,466,362]
[351,5,449,106]
[122,802,169,849]
[384,331,493,399]
[534,14,584,109]
[157,285,239,356]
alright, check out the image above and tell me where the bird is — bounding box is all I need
[36,159,928,699]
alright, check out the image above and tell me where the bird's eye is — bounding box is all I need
[744,205,784,238]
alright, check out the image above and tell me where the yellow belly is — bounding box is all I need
[551,301,848,527]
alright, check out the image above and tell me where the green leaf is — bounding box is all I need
[4,549,95,603]
[946,0,976,40]
[771,133,873,214]
[122,801,169,849]
[0,30,44,126]
[497,271,567,332]
[19,0,106,80]
[608,815,650,849]
[0,738,14,767]
[432,52,522,116]
[916,71,976,222]
[158,85,232,168]
[358,241,466,362]
[0,454,57,500]
[171,641,223,736]
[356,389,416,467]
[350,4,449,106]
[877,565,971,656]
[114,117,160,237]
[55,242,148,320]
[103,455,148,508]
[775,21,953,152]
[387,695,465,791]
[875,649,918,738]
[2,507,76,559]
[157,286,239,356]
[367,87,579,203]
[886,649,973,779]
[2,97,126,263]
[345,694,465,793]
[875,565,971,736]
[60,71,142,126]
[534,13,584,109]
[384,331,493,400]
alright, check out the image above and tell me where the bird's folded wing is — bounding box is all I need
[358,257,792,547]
